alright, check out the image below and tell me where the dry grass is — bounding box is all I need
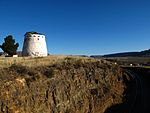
[0,55,97,68]
[0,55,130,113]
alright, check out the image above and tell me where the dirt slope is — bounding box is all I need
[0,56,130,113]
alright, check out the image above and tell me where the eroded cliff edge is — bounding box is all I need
[0,56,131,113]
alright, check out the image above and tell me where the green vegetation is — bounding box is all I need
[0,35,19,56]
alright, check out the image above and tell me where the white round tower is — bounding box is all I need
[22,32,48,57]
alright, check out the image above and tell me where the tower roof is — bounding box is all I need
[24,32,44,36]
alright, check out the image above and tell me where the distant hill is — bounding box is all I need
[91,49,150,58]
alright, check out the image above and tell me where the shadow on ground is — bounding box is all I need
[104,103,128,113]
[104,70,135,113]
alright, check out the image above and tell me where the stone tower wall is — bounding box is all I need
[22,34,48,57]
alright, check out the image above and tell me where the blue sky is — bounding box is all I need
[0,0,150,55]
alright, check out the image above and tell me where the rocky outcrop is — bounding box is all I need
[0,57,130,113]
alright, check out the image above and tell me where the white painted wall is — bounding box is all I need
[22,33,48,57]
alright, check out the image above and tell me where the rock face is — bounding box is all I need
[22,32,48,57]
[0,57,129,113]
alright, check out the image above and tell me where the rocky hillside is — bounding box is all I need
[0,56,131,113]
